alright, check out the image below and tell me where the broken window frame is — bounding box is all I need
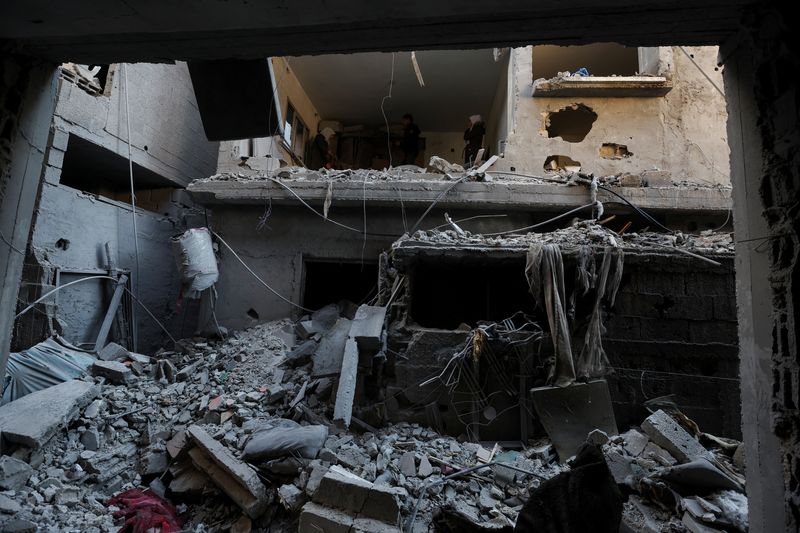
[531,46,672,97]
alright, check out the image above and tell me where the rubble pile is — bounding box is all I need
[397,221,734,255]
[0,309,567,532]
[605,410,748,532]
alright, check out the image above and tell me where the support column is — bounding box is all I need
[0,52,58,378]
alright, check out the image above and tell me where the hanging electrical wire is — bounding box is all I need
[380,53,396,168]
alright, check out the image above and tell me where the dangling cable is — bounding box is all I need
[123,64,141,349]
[380,53,396,168]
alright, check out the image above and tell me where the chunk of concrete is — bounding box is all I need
[530,380,618,461]
[285,340,317,367]
[0,457,33,491]
[0,493,21,514]
[169,460,211,497]
[312,318,351,377]
[296,320,322,340]
[621,429,649,457]
[0,379,99,449]
[641,410,709,463]
[278,483,307,512]
[312,304,340,332]
[333,338,359,427]
[97,342,129,361]
[311,466,401,525]
[298,502,402,533]
[91,360,132,384]
[187,425,269,517]
[349,305,387,350]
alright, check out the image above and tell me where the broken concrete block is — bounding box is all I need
[311,466,401,525]
[641,410,709,463]
[299,501,355,533]
[587,429,610,446]
[142,451,170,476]
[643,442,677,466]
[296,320,322,340]
[642,169,672,188]
[156,359,177,383]
[305,464,330,496]
[312,304,340,332]
[97,342,129,361]
[80,428,101,451]
[278,483,307,512]
[333,338,359,427]
[0,493,21,514]
[1,518,37,533]
[417,455,433,478]
[166,430,188,459]
[241,419,328,462]
[428,155,465,174]
[91,360,132,384]
[621,429,649,457]
[176,361,200,382]
[169,460,210,497]
[312,318,351,377]
[187,425,269,518]
[349,305,387,350]
[285,340,317,367]
[0,379,99,449]
[0,457,33,490]
[399,451,416,477]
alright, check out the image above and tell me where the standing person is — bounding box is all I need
[400,113,421,165]
[464,114,486,166]
[308,127,335,170]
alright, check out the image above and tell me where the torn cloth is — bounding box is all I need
[526,243,575,387]
[575,245,624,380]
[108,489,184,533]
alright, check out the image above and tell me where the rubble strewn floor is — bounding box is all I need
[0,308,747,532]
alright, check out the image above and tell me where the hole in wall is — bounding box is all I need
[246,308,259,320]
[545,104,597,142]
[55,238,70,250]
[599,143,633,159]
[543,155,581,172]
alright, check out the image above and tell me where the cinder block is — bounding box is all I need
[641,410,709,463]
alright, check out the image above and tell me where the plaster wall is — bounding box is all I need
[423,131,464,163]
[501,46,730,185]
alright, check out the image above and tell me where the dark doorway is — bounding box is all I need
[302,260,379,311]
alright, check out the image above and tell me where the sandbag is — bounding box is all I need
[242,419,328,462]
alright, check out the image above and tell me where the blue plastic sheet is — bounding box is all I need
[2,337,95,405]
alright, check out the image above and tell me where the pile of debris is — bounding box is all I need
[0,308,568,532]
[605,410,747,532]
[396,221,734,255]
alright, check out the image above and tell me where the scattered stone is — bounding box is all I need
[587,429,610,446]
[176,361,201,382]
[278,483,307,512]
[0,456,33,490]
[156,359,177,382]
[81,428,101,451]
[399,452,416,477]
[1,519,37,533]
[621,429,649,457]
[91,359,133,383]
[417,455,433,478]
[83,399,103,419]
[0,494,21,514]
[97,342,129,361]
[166,430,188,459]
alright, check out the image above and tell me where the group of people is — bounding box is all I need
[401,113,486,166]
[307,113,486,170]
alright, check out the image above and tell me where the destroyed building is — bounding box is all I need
[0,2,798,533]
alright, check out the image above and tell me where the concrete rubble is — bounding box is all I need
[0,295,746,532]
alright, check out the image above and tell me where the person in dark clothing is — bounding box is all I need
[308,127,335,170]
[400,113,421,165]
[463,114,486,166]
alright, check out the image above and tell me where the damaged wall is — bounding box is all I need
[499,46,730,185]
[15,62,216,353]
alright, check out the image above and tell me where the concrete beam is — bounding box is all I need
[0,1,747,63]
[187,179,731,215]
[532,76,673,97]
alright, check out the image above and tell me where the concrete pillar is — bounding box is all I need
[0,54,58,377]
[724,41,785,533]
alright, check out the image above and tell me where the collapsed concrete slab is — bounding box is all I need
[311,465,402,526]
[349,305,386,350]
[313,318,351,377]
[186,425,269,518]
[298,501,402,533]
[90,360,132,384]
[333,338,359,428]
[0,379,99,449]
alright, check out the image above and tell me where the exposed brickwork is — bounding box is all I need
[604,254,740,438]
[743,4,800,527]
